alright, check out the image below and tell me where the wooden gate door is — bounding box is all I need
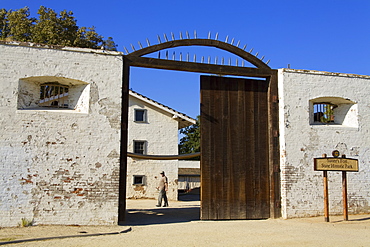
[200,75,270,220]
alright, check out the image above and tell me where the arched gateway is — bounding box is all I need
[119,34,280,222]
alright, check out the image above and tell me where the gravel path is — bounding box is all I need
[1,197,370,246]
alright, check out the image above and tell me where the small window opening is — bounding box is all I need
[135,109,146,122]
[134,141,146,154]
[314,103,337,123]
[39,83,69,108]
[133,175,145,185]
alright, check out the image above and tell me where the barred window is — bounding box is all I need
[313,103,336,123]
[39,83,69,108]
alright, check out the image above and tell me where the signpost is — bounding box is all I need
[314,151,359,222]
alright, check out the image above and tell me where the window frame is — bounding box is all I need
[133,140,147,154]
[134,109,147,122]
[132,175,145,185]
[17,76,90,114]
[309,97,358,127]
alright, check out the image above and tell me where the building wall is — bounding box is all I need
[127,96,179,200]
[279,69,370,218]
[0,43,123,227]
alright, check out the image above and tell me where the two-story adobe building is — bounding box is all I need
[127,90,195,201]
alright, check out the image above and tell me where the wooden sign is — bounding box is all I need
[314,158,358,172]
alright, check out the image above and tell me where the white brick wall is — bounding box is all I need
[279,69,370,218]
[0,44,123,227]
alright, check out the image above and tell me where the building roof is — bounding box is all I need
[129,90,196,129]
[279,68,370,79]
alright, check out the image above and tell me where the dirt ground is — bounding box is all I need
[1,196,370,247]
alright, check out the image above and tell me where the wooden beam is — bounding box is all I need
[126,56,275,78]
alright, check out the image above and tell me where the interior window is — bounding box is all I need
[39,83,69,108]
[313,103,336,123]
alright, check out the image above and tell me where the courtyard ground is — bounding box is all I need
[1,195,370,246]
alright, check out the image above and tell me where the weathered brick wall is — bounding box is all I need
[0,43,123,227]
[127,96,179,201]
[279,69,370,218]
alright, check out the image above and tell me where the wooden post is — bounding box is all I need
[323,170,329,222]
[342,171,348,221]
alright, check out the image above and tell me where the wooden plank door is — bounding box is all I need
[200,75,270,220]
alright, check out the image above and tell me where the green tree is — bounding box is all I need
[0,9,9,39]
[6,7,34,42]
[179,115,200,159]
[0,6,117,50]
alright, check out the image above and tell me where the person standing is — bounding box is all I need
[156,171,169,207]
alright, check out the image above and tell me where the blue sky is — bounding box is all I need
[2,1,370,118]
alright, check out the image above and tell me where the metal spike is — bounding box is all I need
[173,52,175,60]
[187,53,189,62]
[186,31,190,39]
[180,52,182,61]
[236,40,240,47]
[222,57,225,65]
[157,35,162,43]
[180,32,183,39]
[242,60,245,67]
[228,58,231,66]
[215,57,218,64]
[171,32,175,41]
[164,33,168,42]
[124,47,129,54]
[130,44,136,51]
[138,41,143,49]
[243,44,247,50]
[231,38,234,45]
[249,48,254,53]
[193,54,196,62]
[194,30,197,39]
[236,59,238,66]
[201,56,205,63]
[261,55,265,61]
[146,38,150,47]
[225,35,229,43]
[208,56,210,64]
[266,59,270,65]
[255,52,259,57]
[215,32,219,40]
[158,51,161,59]
[166,51,168,59]
[208,31,211,39]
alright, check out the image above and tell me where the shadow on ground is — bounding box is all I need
[125,193,200,226]
[126,207,200,225]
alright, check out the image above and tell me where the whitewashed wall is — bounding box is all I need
[0,43,123,227]
[127,96,179,201]
[279,69,370,218]
[178,160,200,168]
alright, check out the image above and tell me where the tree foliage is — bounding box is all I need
[179,116,200,159]
[0,6,117,50]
